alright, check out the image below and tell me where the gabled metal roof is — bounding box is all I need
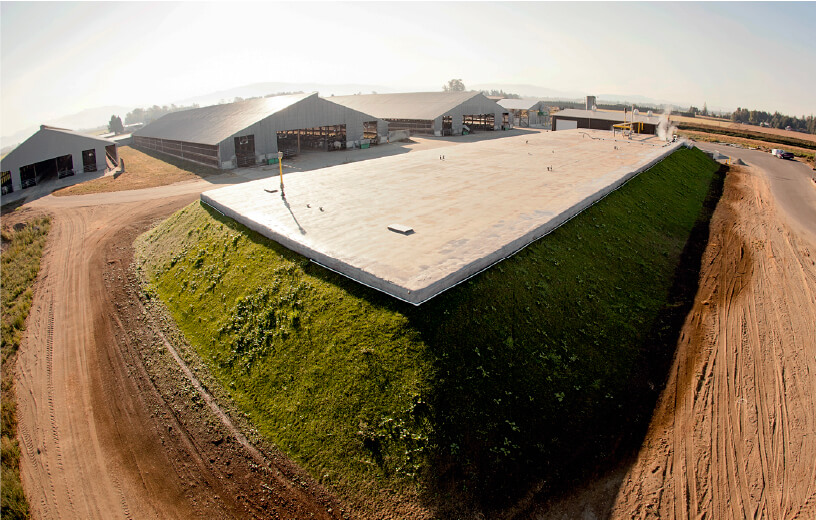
[133,92,314,145]
[552,108,662,125]
[328,91,490,121]
[1,126,115,170]
[497,98,546,111]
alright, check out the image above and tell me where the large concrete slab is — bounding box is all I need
[202,129,683,304]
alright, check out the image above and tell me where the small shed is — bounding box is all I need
[1,126,118,195]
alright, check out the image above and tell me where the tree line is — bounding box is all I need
[730,107,815,134]
[124,103,200,126]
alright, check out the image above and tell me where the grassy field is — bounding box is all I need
[1,215,51,520]
[136,147,721,515]
[52,146,221,197]
[671,114,816,143]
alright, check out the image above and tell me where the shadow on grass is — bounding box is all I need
[192,152,727,518]
[409,163,727,517]
[132,146,223,178]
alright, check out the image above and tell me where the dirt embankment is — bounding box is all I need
[612,165,816,518]
[15,195,342,519]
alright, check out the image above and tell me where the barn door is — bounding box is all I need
[82,149,97,172]
[234,135,256,167]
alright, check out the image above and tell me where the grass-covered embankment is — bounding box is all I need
[136,147,721,515]
[1,215,51,520]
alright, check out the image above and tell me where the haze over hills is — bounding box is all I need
[0,81,738,150]
[173,81,402,108]
[1,105,134,151]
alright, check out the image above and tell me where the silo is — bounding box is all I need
[586,95,596,111]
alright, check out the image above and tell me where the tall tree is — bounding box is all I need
[443,79,466,92]
[108,115,124,134]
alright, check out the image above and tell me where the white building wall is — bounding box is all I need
[0,128,115,193]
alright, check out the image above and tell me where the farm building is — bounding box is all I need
[497,98,549,128]
[132,93,387,169]
[0,126,118,195]
[329,92,508,136]
[551,108,660,134]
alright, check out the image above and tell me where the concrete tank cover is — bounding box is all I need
[201,129,683,305]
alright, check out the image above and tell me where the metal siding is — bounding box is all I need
[0,128,115,192]
[218,96,385,166]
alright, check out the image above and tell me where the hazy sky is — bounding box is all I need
[1,1,815,137]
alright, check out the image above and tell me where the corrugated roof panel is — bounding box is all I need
[497,98,544,111]
[1,127,115,171]
[328,91,484,121]
[133,92,314,145]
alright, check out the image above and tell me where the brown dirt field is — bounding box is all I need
[670,115,816,144]
[15,192,344,519]
[611,165,816,518]
[52,146,221,197]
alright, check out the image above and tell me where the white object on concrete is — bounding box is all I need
[387,224,414,235]
[202,129,683,305]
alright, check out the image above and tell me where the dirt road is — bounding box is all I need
[611,165,816,518]
[11,131,539,520]
[16,192,341,519]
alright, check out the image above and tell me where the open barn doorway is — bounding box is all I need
[234,135,256,167]
[462,114,495,132]
[276,125,347,158]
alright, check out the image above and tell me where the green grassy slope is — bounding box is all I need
[2,216,51,520]
[136,147,720,515]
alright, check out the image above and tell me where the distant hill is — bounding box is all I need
[173,82,398,108]
[471,83,584,100]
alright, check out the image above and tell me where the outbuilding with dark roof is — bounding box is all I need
[132,93,387,169]
[551,108,660,134]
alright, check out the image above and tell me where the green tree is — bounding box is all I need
[443,79,466,92]
[108,115,124,134]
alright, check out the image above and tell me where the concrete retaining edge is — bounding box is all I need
[201,140,685,305]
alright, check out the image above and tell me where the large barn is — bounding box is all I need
[551,108,660,134]
[132,93,387,169]
[1,126,118,195]
[329,92,508,136]
[497,98,549,128]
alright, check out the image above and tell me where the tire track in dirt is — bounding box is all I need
[612,165,816,519]
[16,187,344,519]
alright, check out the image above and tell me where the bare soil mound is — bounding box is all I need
[611,166,816,518]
